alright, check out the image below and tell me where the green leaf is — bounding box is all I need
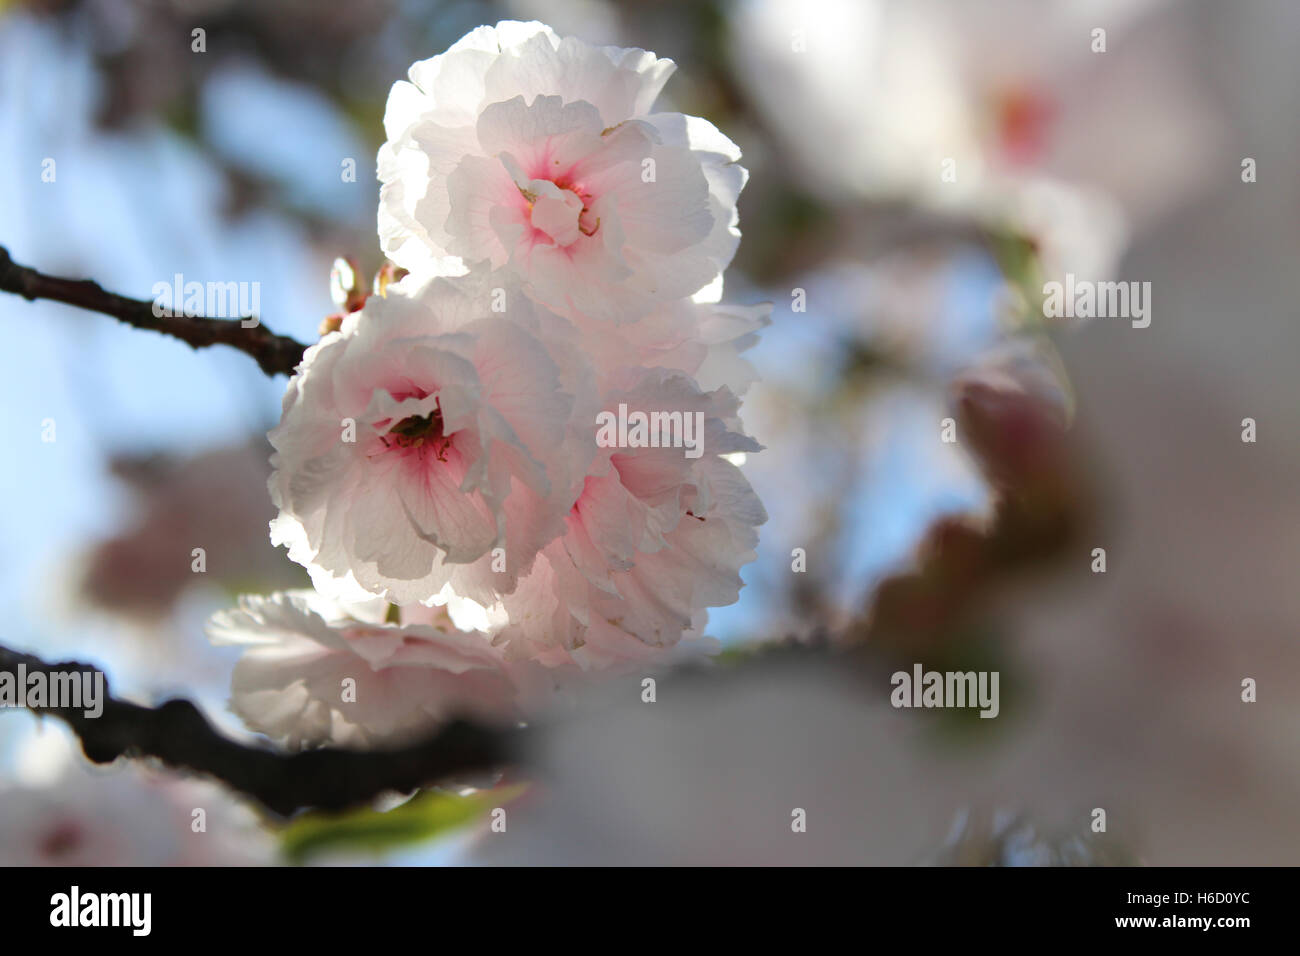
[279,784,527,865]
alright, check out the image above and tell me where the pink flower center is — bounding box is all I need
[519,178,600,248]
[39,819,85,859]
[376,395,453,462]
[992,86,1055,166]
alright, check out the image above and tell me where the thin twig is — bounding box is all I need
[0,246,308,376]
[0,643,520,818]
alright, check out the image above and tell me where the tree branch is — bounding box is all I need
[0,246,308,377]
[0,643,521,818]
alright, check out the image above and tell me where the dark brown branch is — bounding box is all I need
[0,643,521,818]
[0,246,308,377]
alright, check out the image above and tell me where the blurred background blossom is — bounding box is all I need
[1,0,1297,864]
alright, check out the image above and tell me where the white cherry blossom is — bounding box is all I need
[495,369,766,669]
[378,21,745,321]
[207,590,524,748]
[268,270,591,606]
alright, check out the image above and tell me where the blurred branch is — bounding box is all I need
[0,642,519,818]
[0,246,307,376]
[851,377,1087,659]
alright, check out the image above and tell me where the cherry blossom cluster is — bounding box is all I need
[208,22,767,748]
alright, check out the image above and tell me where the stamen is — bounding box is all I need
[386,400,451,461]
